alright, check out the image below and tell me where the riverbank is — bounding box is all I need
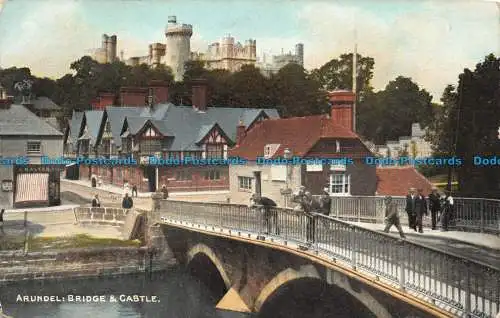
[0,246,176,285]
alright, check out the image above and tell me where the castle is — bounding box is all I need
[90,16,303,81]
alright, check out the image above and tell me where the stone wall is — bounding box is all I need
[0,246,174,284]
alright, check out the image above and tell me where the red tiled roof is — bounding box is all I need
[229,114,361,159]
[376,166,433,196]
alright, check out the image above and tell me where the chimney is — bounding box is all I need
[120,87,149,107]
[191,79,208,111]
[236,120,246,145]
[328,90,354,131]
[148,80,169,105]
[93,92,116,110]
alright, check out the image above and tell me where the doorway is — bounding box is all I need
[145,166,156,192]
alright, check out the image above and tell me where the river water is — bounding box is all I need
[0,270,252,318]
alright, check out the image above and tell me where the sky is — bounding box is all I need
[0,0,498,102]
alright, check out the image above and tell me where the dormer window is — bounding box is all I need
[264,145,272,157]
[264,144,280,159]
[144,127,158,137]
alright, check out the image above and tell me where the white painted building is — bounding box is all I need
[374,123,432,158]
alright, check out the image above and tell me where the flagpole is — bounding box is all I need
[352,30,358,132]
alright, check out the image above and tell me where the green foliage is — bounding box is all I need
[357,76,434,144]
[427,54,500,197]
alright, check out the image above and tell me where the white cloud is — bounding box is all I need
[296,1,498,101]
[0,1,98,78]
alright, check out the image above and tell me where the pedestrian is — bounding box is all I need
[319,187,331,229]
[91,194,101,207]
[405,188,417,231]
[132,184,138,197]
[291,186,306,211]
[123,180,130,197]
[122,193,133,212]
[414,188,428,233]
[250,193,278,235]
[428,187,441,230]
[0,208,5,235]
[161,184,169,199]
[383,196,406,239]
[303,191,319,245]
[440,190,454,231]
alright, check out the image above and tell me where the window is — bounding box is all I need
[79,140,89,154]
[168,152,180,159]
[204,170,221,180]
[336,140,341,153]
[103,140,111,154]
[27,141,41,154]
[238,176,252,190]
[329,173,350,194]
[264,145,272,158]
[176,170,192,181]
[184,152,201,159]
[143,127,158,137]
[206,144,224,159]
[140,139,161,154]
[306,164,323,172]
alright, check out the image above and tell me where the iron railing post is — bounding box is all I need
[464,260,471,317]
[350,225,357,270]
[398,240,406,291]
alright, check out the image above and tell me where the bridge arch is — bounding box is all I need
[186,243,232,290]
[255,265,391,318]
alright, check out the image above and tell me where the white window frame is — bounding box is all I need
[27,141,41,154]
[238,176,252,191]
[306,164,323,172]
[329,172,350,195]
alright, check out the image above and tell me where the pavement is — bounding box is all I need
[347,221,500,268]
[62,179,230,202]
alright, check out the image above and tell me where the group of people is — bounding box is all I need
[384,187,455,238]
[91,192,134,210]
[249,186,332,245]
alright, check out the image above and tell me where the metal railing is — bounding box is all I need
[73,207,129,225]
[314,196,500,235]
[152,200,500,318]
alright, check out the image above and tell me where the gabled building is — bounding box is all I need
[228,91,377,207]
[0,89,64,208]
[64,81,279,193]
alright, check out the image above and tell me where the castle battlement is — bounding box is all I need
[165,24,193,36]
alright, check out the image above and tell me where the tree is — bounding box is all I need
[272,63,326,117]
[357,76,433,144]
[311,53,375,99]
[428,54,500,197]
[227,65,276,107]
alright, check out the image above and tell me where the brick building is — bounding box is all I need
[63,80,279,193]
[228,90,377,207]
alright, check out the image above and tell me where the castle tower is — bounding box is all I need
[108,35,117,63]
[221,35,234,59]
[295,43,304,66]
[165,15,193,81]
[151,43,166,67]
[101,34,109,63]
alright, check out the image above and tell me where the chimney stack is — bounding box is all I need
[0,85,12,109]
[148,80,169,105]
[328,90,355,131]
[120,87,149,107]
[92,92,116,110]
[236,120,246,145]
[191,79,208,112]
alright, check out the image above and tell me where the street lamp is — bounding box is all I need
[283,148,292,207]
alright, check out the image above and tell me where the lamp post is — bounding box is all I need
[283,148,292,208]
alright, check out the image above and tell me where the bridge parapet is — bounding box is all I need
[73,207,128,226]
[153,199,500,318]
[314,195,500,235]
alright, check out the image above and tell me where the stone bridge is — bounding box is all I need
[145,195,499,318]
[160,223,444,318]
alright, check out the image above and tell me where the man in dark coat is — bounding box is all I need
[428,187,441,230]
[0,209,4,235]
[440,190,454,231]
[383,196,406,238]
[405,188,417,231]
[122,193,133,210]
[414,188,428,233]
[91,194,101,207]
[250,194,278,235]
[319,187,332,229]
[161,184,169,199]
[302,191,319,244]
